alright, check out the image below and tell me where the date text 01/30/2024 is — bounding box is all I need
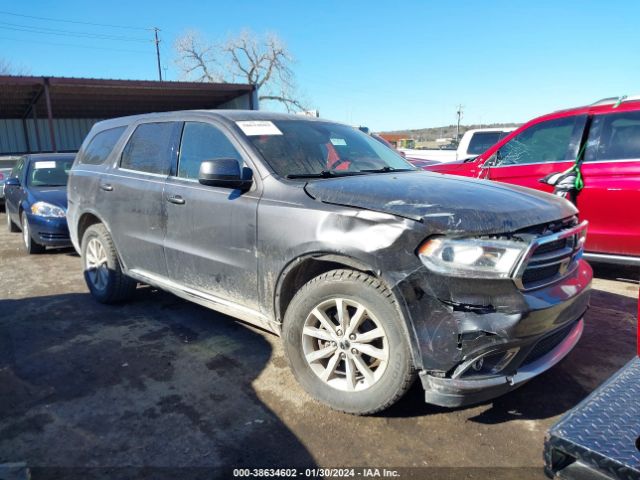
[233,468,400,478]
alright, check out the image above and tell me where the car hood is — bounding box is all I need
[304,171,577,235]
[30,186,68,210]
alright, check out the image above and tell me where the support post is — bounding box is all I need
[43,78,57,152]
[32,107,42,152]
[21,117,31,153]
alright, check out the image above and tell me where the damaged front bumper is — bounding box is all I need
[420,318,584,407]
[396,252,592,408]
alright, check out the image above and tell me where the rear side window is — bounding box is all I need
[585,111,640,162]
[121,122,176,175]
[177,122,243,180]
[467,131,504,155]
[0,159,16,169]
[495,117,582,166]
[80,127,125,165]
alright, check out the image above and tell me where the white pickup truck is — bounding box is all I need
[400,127,515,163]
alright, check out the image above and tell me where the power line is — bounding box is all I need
[0,10,165,81]
[0,35,150,54]
[0,22,150,42]
[0,9,149,31]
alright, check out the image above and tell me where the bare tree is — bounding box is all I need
[175,29,306,112]
[0,58,14,75]
[0,58,30,75]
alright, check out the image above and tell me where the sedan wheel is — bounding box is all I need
[21,213,45,254]
[7,211,19,232]
[22,215,29,246]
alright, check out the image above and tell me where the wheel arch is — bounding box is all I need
[274,252,423,369]
[77,211,105,246]
[18,200,27,218]
[76,211,129,272]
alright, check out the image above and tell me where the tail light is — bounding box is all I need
[0,173,4,181]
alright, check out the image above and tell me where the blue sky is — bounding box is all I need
[1,0,639,131]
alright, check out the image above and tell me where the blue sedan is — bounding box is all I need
[4,153,75,254]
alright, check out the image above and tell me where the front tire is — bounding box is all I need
[81,223,137,304]
[21,212,45,254]
[283,269,416,415]
[7,210,19,232]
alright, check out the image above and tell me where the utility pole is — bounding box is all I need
[455,104,463,142]
[153,27,162,82]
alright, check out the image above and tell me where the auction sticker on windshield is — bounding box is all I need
[236,121,283,136]
[34,161,57,169]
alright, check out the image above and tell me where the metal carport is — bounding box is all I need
[0,76,258,154]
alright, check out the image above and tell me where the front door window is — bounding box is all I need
[492,116,584,167]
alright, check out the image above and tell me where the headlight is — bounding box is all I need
[418,237,527,278]
[31,201,66,218]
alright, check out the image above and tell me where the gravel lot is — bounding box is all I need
[0,210,637,479]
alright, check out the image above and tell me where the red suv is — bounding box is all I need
[425,96,640,265]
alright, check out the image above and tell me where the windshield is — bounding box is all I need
[27,158,73,187]
[241,120,415,178]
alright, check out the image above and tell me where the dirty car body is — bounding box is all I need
[67,110,592,412]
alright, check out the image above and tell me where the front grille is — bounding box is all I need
[518,221,587,290]
[523,321,576,364]
[522,264,561,284]
[533,238,566,255]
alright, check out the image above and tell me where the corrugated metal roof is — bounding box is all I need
[0,75,257,154]
[0,75,256,119]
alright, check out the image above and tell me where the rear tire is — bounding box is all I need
[21,212,45,254]
[283,269,416,415]
[81,223,137,304]
[6,210,19,232]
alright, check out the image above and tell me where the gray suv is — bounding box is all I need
[68,110,592,414]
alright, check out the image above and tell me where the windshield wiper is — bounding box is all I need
[285,170,365,179]
[358,167,415,173]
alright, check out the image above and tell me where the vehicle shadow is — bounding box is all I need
[37,246,77,257]
[590,262,639,283]
[0,287,316,479]
[384,286,637,422]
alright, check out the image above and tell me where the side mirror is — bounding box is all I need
[198,158,253,190]
[481,153,498,169]
[4,177,20,187]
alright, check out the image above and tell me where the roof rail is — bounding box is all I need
[591,95,640,107]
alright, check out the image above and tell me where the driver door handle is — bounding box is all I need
[167,194,185,205]
[100,183,113,192]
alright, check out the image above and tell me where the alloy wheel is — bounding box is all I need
[302,297,389,392]
[22,215,30,248]
[85,237,109,291]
